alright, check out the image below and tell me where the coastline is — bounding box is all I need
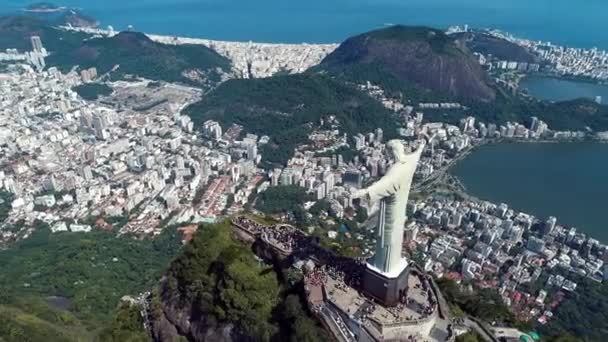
[448,140,608,243]
[23,6,67,13]
[60,26,338,78]
[60,26,339,47]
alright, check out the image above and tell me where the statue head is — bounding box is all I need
[386,139,407,163]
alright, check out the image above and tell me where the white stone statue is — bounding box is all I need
[351,138,428,277]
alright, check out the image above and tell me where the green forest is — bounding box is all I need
[185,73,399,165]
[72,83,113,100]
[160,221,329,341]
[437,278,523,328]
[539,276,608,341]
[0,16,230,87]
[255,185,314,216]
[47,31,230,86]
[0,223,183,340]
[0,191,13,223]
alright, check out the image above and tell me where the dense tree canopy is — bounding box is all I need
[163,221,329,341]
[98,302,149,342]
[437,278,520,326]
[255,185,314,216]
[539,276,608,341]
[165,222,281,339]
[0,191,13,223]
[185,73,399,165]
[72,83,113,100]
[0,16,230,87]
[0,224,183,325]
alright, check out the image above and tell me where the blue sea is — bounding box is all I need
[2,0,608,48]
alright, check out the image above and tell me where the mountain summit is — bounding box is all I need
[318,25,496,102]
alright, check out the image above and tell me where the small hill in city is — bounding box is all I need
[185,73,398,165]
[316,25,496,102]
[0,16,230,87]
[0,16,87,52]
[48,30,231,86]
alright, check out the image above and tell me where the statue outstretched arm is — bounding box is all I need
[351,173,399,202]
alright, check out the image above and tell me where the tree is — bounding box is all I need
[456,332,482,342]
[277,295,329,342]
[98,302,149,342]
[309,200,330,216]
[436,278,519,326]
[355,206,368,223]
[255,185,313,217]
[539,274,608,341]
[165,222,281,340]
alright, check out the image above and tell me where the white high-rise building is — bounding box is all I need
[203,120,222,140]
[31,36,44,53]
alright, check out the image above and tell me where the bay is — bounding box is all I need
[2,0,608,48]
[451,142,608,242]
[521,76,608,104]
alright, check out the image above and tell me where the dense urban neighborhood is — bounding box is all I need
[2,11,608,342]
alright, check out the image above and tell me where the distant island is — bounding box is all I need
[24,2,66,13]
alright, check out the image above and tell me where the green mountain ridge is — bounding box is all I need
[47,30,230,86]
[316,25,496,102]
[0,16,88,53]
[0,16,231,87]
[185,73,399,165]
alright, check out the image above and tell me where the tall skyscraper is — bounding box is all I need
[375,128,384,143]
[543,216,557,236]
[30,36,44,53]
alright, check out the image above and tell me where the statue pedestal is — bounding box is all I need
[362,261,409,307]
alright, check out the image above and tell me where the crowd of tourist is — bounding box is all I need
[233,216,308,253]
[232,216,436,322]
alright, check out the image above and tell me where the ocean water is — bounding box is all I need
[451,142,608,242]
[2,0,608,48]
[521,76,608,104]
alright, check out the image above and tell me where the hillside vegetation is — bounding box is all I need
[539,275,608,341]
[0,16,88,52]
[151,221,329,341]
[427,95,608,132]
[0,223,183,341]
[72,83,113,100]
[185,73,398,165]
[0,16,231,87]
[48,31,230,86]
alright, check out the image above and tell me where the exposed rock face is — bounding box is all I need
[150,277,239,342]
[148,230,282,342]
[319,25,496,102]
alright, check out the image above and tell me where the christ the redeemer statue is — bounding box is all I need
[352,138,426,277]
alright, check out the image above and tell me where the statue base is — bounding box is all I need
[362,261,409,307]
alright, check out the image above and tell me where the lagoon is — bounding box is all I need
[451,142,608,242]
[521,76,608,104]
